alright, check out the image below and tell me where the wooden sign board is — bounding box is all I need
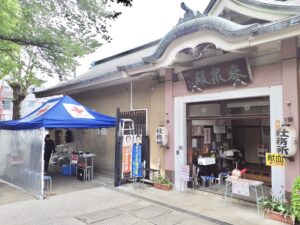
[182,58,252,92]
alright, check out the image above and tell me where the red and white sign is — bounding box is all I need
[71,154,79,164]
[122,135,133,179]
[63,103,94,119]
[20,101,58,122]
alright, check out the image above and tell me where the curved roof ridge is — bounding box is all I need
[143,16,259,64]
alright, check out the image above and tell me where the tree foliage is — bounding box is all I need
[0,0,132,119]
[0,0,132,79]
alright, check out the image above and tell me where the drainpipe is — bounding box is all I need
[130,82,148,135]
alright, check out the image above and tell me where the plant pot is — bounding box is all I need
[264,210,294,225]
[154,183,172,191]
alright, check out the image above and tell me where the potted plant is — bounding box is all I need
[291,176,300,222]
[153,175,173,191]
[260,192,295,225]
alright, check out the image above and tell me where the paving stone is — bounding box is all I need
[134,222,154,225]
[115,201,152,212]
[30,218,86,225]
[129,205,171,219]
[92,214,141,225]
[148,211,189,225]
[177,218,219,225]
[77,208,123,224]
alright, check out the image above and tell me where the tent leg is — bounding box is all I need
[114,108,121,187]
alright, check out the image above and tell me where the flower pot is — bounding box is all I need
[154,183,172,191]
[264,210,294,225]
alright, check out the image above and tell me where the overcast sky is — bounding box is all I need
[75,0,210,74]
[46,0,210,86]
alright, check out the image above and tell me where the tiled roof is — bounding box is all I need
[35,5,300,97]
[204,0,300,14]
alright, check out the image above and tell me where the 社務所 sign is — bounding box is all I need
[155,126,168,147]
[276,126,297,157]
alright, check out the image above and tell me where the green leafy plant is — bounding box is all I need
[260,191,294,219]
[291,176,300,221]
[153,175,173,187]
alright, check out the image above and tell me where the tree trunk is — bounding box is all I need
[10,84,26,120]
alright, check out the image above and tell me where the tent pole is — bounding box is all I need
[114,108,121,187]
[41,128,45,199]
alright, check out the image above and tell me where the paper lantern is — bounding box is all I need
[276,126,297,157]
[155,127,168,147]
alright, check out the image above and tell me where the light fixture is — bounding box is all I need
[233,78,248,88]
[191,85,203,92]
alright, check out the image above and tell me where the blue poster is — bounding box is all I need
[132,139,142,177]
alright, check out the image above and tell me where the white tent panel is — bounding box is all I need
[0,129,44,198]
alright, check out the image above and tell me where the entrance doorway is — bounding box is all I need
[174,86,284,195]
[186,97,271,195]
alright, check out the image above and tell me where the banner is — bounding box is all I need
[266,153,285,167]
[132,135,142,177]
[122,135,133,179]
[232,179,250,197]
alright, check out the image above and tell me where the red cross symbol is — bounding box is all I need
[37,106,49,115]
[71,106,84,114]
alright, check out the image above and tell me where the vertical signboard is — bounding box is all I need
[204,128,211,144]
[132,135,142,177]
[122,135,133,179]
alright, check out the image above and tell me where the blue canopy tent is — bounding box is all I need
[0,96,116,198]
[0,95,116,130]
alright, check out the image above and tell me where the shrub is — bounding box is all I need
[260,192,292,216]
[153,175,173,187]
[291,176,300,221]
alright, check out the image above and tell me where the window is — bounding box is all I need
[2,100,11,110]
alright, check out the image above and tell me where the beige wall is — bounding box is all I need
[70,78,165,176]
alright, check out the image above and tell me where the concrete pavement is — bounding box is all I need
[0,186,223,225]
[0,179,286,225]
